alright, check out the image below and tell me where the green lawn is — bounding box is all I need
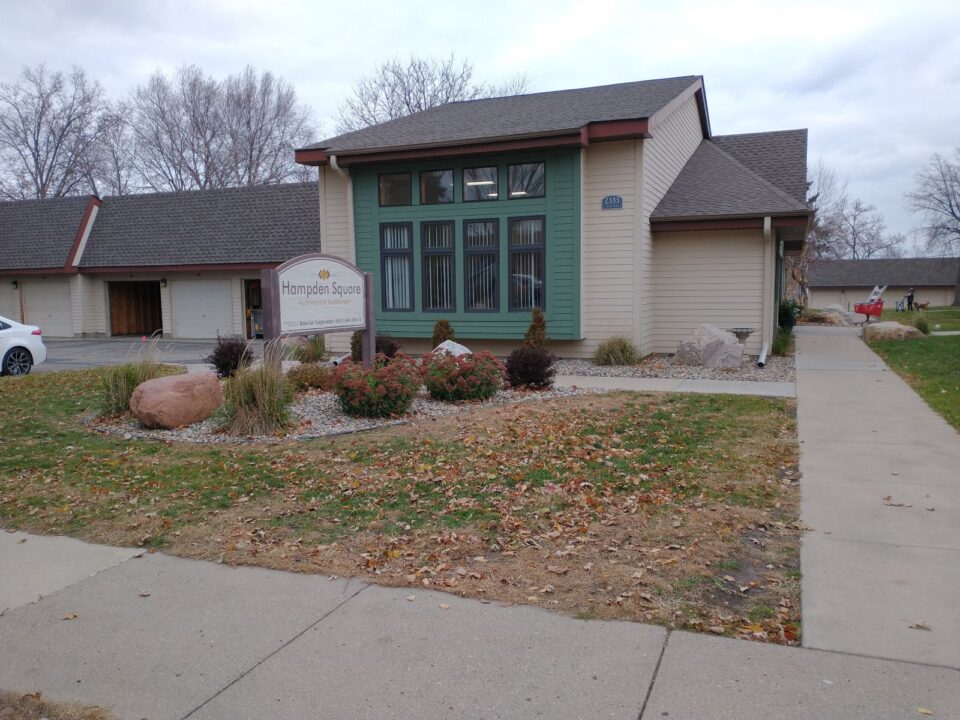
[880,305,960,331]
[0,368,801,642]
[869,335,960,429]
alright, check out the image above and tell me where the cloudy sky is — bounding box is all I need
[2,0,958,236]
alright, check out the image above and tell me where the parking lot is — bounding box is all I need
[31,337,245,373]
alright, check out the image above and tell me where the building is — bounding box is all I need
[808,258,960,310]
[0,183,321,338]
[295,75,811,357]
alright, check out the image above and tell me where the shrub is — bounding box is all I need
[778,299,801,331]
[506,346,556,389]
[350,331,401,362]
[287,361,334,392]
[204,335,252,378]
[914,315,930,335]
[523,307,548,348]
[218,344,292,435]
[99,339,165,415]
[421,351,504,402]
[431,319,456,349]
[334,353,421,417]
[594,336,639,366]
[772,327,794,356]
[289,335,326,363]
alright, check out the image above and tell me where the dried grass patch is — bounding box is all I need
[0,691,115,720]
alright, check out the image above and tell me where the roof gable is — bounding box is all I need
[651,140,810,222]
[308,76,701,155]
[0,195,92,271]
[712,129,808,202]
[808,258,960,287]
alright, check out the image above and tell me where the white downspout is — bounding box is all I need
[758,217,772,368]
[329,154,348,178]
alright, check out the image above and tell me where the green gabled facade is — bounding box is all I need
[350,149,582,340]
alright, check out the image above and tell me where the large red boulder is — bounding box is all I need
[130,372,222,429]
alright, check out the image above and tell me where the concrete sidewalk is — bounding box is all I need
[3,531,959,720]
[797,326,960,668]
[555,374,796,398]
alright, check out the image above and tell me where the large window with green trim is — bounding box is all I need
[421,221,455,311]
[380,223,414,310]
[508,216,545,310]
[464,219,499,311]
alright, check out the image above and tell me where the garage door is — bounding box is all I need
[170,278,234,338]
[0,282,17,321]
[22,279,74,336]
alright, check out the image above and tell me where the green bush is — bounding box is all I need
[333,353,421,417]
[286,361,334,392]
[506,346,555,389]
[204,335,251,378]
[914,315,930,335]
[421,351,504,402]
[99,342,165,415]
[778,299,801,331]
[772,327,794,356]
[217,345,292,435]
[523,307,548,348]
[431,319,456,348]
[350,330,363,362]
[289,335,326,363]
[594,336,639,366]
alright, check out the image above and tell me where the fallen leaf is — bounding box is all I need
[546,564,568,575]
[917,708,934,716]
[139,591,151,598]
[406,595,415,602]
[438,603,449,610]
[909,621,932,631]
[63,612,78,621]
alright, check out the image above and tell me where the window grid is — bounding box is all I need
[421,221,455,312]
[463,219,499,312]
[380,222,414,311]
[508,216,546,311]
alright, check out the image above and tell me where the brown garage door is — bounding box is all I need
[109,281,162,336]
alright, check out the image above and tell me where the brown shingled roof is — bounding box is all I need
[808,258,960,288]
[0,195,91,271]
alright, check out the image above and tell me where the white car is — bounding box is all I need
[0,314,47,376]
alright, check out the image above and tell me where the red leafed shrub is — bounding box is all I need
[333,353,421,417]
[505,346,555,389]
[420,351,504,402]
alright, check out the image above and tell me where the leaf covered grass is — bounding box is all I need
[880,305,960,331]
[869,335,960,429]
[0,369,801,644]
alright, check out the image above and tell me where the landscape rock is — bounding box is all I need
[433,339,472,357]
[130,372,222,429]
[675,325,744,369]
[821,305,857,326]
[863,322,926,341]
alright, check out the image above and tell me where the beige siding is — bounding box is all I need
[652,230,769,355]
[639,95,704,353]
[809,286,956,311]
[319,166,356,354]
[20,277,74,336]
[0,279,18,321]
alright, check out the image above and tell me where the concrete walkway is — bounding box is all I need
[555,374,796,398]
[797,326,960,668]
[3,530,959,720]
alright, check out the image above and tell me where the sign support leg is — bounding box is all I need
[362,272,375,369]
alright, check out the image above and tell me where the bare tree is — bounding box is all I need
[835,197,900,259]
[907,148,960,303]
[336,54,529,133]
[221,67,316,185]
[131,65,226,191]
[85,102,139,196]
[0,64,108,200]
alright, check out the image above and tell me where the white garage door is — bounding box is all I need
[22,279,74,336]
[170,278,234,338]
[0,282,17,321]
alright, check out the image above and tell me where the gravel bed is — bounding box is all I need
[555,353,795,383]
[86,386,601,445]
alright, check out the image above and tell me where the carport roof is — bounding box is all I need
[0,195,92,271]
[79,182,320,268]
[808,258,960,288]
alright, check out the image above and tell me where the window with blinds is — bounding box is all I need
[464,219,499,311]
[380,223,413,311]
[508,216,545,310]
[421,221,455,311]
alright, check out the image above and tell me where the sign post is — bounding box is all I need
[261,253,375,368]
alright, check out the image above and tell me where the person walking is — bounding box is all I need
[906,287,916,312]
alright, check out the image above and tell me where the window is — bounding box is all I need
[508,217,545,310]
[379,172,411,206]
[421,222,455,311]
[508,162,545,198]
[420,169,454,204]
[380,223,414,310]
[463,166,499,202]
[464,219,499,311]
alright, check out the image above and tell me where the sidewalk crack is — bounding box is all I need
[179,581,369,720]
[637,629,671,720]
